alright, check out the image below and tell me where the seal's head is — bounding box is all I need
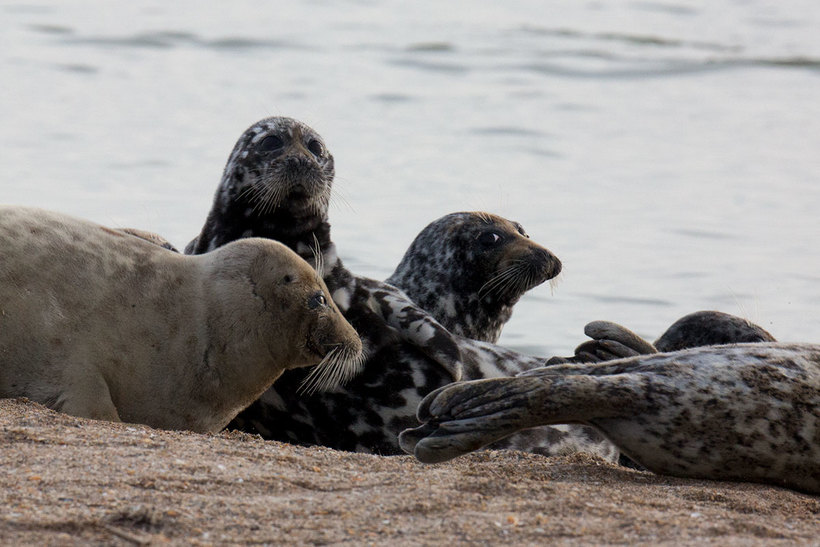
[387,212,561,343]
[207,238,362,392]
[221,116,335,221]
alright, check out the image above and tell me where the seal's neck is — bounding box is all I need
[187,195,358,313]
[386,269,516,344]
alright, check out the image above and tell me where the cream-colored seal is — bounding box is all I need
[0,206,362,433]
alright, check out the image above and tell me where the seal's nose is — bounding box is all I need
[533,247,562,279]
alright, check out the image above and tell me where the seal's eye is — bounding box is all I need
[307,139,324,156]
[478,232,502,246]
[283,274,294,284]
[308,291,328,309]
[258,135,284,152]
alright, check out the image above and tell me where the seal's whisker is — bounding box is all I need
[298,344,365,396]
[298,347,340,396]
[311,233,324,277]
[478,265,521,299]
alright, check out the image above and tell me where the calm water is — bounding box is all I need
[2,1,819,356]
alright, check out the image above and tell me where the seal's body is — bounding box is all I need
[0,206,361,433]
[400,343,820,494]
[231,212,608,456]
[185,116,772,458]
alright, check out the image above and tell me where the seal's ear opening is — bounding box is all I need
[282,274,294,284]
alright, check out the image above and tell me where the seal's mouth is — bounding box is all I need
[298,343,365,395]
[306,338,330,359]
[479,249,562,302]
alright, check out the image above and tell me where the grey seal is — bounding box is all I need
[0,206,362,433]
[400,343,820,494]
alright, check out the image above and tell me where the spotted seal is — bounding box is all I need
[182,117,622,457]
[0,206,362,433]
[185,116,465,381]
[230,211,618,457]
[400,343,820,494]
[183,116,771,457]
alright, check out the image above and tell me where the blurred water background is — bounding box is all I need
[2,1,819,356]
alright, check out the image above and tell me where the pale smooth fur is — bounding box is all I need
[0,206,362,433]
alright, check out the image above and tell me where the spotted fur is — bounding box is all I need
[654,310,777,352]
[185,116,619,459]
[387,212,558,344]
[401,343,820,494]
[232,212,618,458]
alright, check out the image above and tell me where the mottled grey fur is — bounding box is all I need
[400,343,820,494]
[183,116,619,459]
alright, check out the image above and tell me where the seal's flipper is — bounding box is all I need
[58,375,122,423]
[583,321,658,355]
[363,280,463,381]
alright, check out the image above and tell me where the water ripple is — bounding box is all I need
[61,30,310,51]
[518,25,740,53]
[579,293,674,307]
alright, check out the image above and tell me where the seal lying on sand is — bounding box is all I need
[400,343,820,494]
[0,206,362,433]
[182,116,622,457]
[231,211,617,457]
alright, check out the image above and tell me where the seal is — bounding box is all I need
[185,116,467,382]
[386,212,558,344]
[556,311,777,364]
[230,211,616,457]
[186,117,766,458]
[399,343,820,494]
[0,206,362,433]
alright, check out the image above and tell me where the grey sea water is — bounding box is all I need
[2,1,819,356]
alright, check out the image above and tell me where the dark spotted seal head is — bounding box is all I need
[654,310,777,352]
[387,212,561,343]
[186,116,335,254]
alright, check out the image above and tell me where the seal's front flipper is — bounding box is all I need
[363,280,463,381]
[557,320,658,363]
[402,418,516,463]
[402,377,552,462]
[583,321,657,355]
[58,375,122,423]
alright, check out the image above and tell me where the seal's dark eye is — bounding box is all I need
[308,291,327,309]
[283,274,293,284]
[478,232,502,246]
[258,135,284,152]
[307,139,324,156]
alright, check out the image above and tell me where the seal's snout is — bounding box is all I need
[298,336,364,396]
[533,247,562,280]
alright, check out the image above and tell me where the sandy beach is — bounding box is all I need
[1,398,818,545]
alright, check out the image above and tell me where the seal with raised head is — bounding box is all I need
[0,206,362,433]
[400,343,820,494]
[185,117,761,458]
[230,211,615,457]
[185,116,466,381]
